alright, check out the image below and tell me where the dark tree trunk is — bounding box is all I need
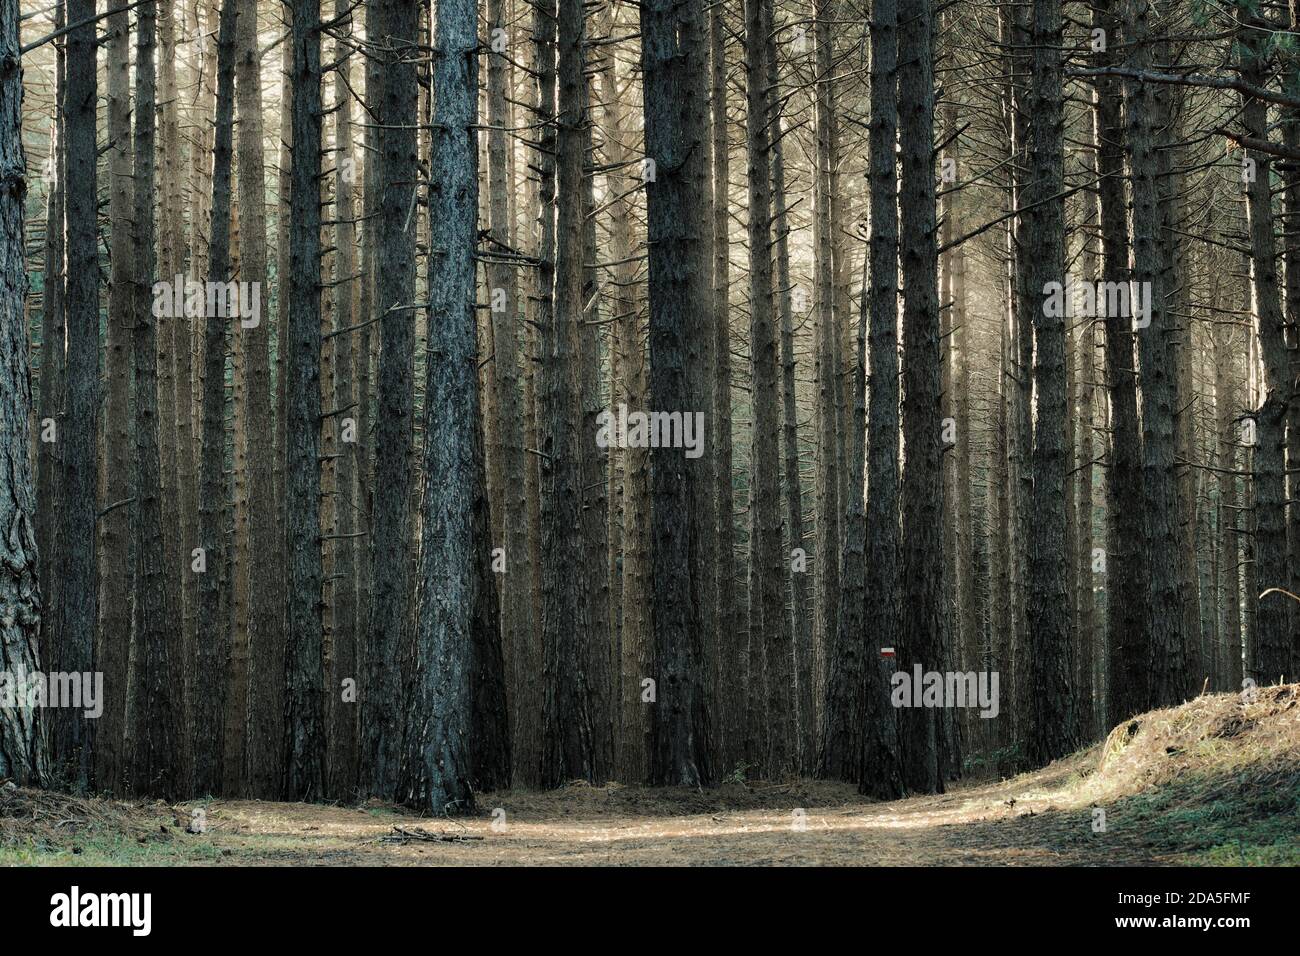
[897,0,943,794]
[282,0,326,800]
[127,0,181,798]
[1024,0,1076,764]
[859,0,905,800]
[194,0,240,797]
[98,0,133,793]
[407,0,482,812]
[0,0,45,785]
[54,0,99,790]
[1124,0,1185,708]
[1236,3,1292,685]
[361,0,419,799]
[640,0,711,787]
[1091,0,1147,725]
[540,0,596,787]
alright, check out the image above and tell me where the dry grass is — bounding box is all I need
[1,685,1295,865]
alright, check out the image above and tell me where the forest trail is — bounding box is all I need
[3,687,1296,865]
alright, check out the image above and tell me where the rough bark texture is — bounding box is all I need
[127,0,181,799]
[98,0,134,793]
[192,0,239,797]
[859,0,904,800]
[283,0,326,800]
[235,0,275,799]
[360,0,418,799]
[54,0,99,790]
[743,0,788,777]
[0,0,45,785]
[1024,0,1076,765]
[1237,4,1291,685]
[641,0,711,787]
[407,0,480,813]
[540,0,596,787]
[709,3,741,777]
[1124,0,1184,709]
[1090,0,1146,725]
[897,0,942,794]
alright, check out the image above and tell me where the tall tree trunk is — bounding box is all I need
[0,0,46,785]
[1024,0,1076,765]
[709,2,741,776]
[858,0,904,800]
[1236,3,1291,685]
[234,0,274,798]
[283,0,326,800]
[1091,0,1147,724]
[640,0,711,787]
[361,0,418,798]
[35,2,65,755]
[54,0,99,790]
[1124,0,1184,708]
[324,0,359,798]
[762,2,812,776]
[743,0,789,777]
[597,19,650,787]
[98,0,134,792]
[407,0,480,812]
[811,0,840,760]
[127,0,181,798]
[540,0,596,786]
[193,0,239,797]
[486,0,530,789]
[897,0,943,794]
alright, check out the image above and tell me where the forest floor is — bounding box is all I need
[2,685,1297,866]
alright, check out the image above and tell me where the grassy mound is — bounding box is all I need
[1079,684,1299,864]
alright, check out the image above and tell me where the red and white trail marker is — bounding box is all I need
[880,647,895,658]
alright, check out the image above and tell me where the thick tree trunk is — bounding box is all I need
[1125,0,1184,708]
[407,0,480,812]
[192,0,239,797]
[235,0,275,799]
[859,0,904,799]
[361,0,418,799]
[743,0,790,777]
[127,0,181,798]
[1090,0,1147,725]
[1024,0,1076,765]
[54,0,99,790]
[98,0,133,792]
[1236,4,1292,685]
[540,0,596,787]
[0,0,46,785]
[641,0,711,787]
[897,0,942,794]
[283,0,326,800]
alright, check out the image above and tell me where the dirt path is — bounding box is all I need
[156,750,1175,865]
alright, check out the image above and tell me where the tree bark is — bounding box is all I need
[283,0,326,800]
[0,0,46,785]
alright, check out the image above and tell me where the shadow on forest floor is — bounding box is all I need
[2,685,1296,865]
